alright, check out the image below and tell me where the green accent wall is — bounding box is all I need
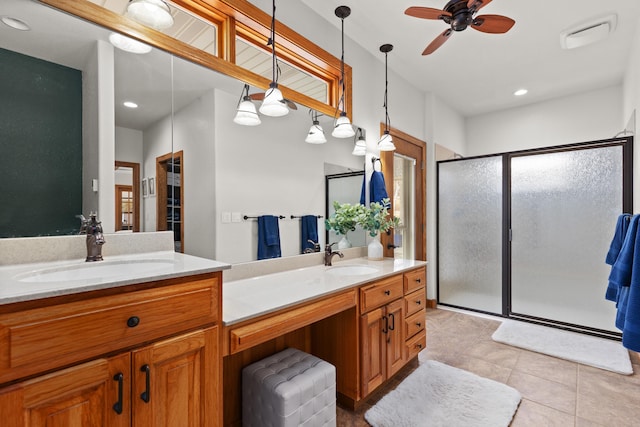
[0,47,82,237]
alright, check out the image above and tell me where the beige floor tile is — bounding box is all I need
[455,355,513,383]
[510,399,575,427]
[577,388,640,427]
[577,364,640,400]
[507,370,576,415]
[513,350,578,388]
[468,339,523,369]
[575,417,606,427]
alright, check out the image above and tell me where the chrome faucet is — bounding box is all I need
[324,242,344,266]
[78,213,105,262]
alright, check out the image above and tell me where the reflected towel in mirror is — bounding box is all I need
[300,215,319,253]
[258,215,281,260]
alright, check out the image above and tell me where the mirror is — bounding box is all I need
[1,0,364,263]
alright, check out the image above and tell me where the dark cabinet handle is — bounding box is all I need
[416,322,422,328]
[416,343,423,349]
[127,316,140,328]
[415,278,421,283]
[384,290,391,296]
[416,300,422,305]
[140,364,150,403]
[113,373,123,415]
[388,313,395,331]
[387,244,398,249]
[382,315,388,334]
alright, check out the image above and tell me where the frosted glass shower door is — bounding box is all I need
[438,157,503,313]
[510,147,622,332]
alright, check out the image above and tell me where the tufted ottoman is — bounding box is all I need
[242,347,336,427]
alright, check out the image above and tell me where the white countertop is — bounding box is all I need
[0,251,230,305]
[223,257,427,326]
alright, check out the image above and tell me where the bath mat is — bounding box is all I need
[492,320,633,375]
[364,360,521,427]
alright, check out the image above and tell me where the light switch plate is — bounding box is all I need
[221,212,231,223]
[231,212,242,223]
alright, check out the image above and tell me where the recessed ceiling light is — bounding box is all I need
[514,89,528,96]
[124,101,138,108]
[1,16,30,31]
[109,32,152,54]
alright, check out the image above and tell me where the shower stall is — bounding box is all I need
[437,138,633,336]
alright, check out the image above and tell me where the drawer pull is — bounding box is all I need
[113,373,124,415]
[416,322,422,327]
[415,300,422,305]
[416,343,423,349]
[384,290,391,296]
[415,278,421,283]
[127,316,140,328]
[140,364,150,403]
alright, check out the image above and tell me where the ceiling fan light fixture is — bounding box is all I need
[332,112,355,138]
[259,84,289,117]
[109,32,152,54]
[126,0,174,30]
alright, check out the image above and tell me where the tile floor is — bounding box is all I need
[337,307,640,426]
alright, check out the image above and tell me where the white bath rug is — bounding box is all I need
[364,360,521,427]
[492,320,633,375]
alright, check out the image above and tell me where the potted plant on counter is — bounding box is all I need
[357,198,399,260]
[325,201,361,249]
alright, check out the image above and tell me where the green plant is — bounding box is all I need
[357,198,400,237]
[325,201,363,235]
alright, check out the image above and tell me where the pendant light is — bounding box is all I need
[126,0,174,30]
[378,44,396,151]
[305,110,327,144]
[332,6,355,139]
[352,127,367,156]
[234,84,261,126]
[259,0,289,117]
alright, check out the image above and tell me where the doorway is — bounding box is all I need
[114,161,140,232]
[379,126,426,261]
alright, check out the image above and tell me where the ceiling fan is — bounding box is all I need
[405,0,515,55]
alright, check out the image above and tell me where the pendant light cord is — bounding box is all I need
[268,0,278,84]
[339,16,346,113]
[383,50,391,131]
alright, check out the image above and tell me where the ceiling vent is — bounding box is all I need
[560,14,617,50]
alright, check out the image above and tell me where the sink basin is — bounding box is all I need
[15,259,177,283]
[326,265,380,276]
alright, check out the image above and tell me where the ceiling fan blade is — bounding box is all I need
[467,0,493,12]
[405,6,451,20]
[284,99,297,110]
[422,29,453,55]
[248,92,264,101]
[471,14,515,34]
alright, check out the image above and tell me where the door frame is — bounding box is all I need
[379,124,427,261]
[114,161,140,232]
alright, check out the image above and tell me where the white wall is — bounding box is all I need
[115,126,143,164]
[465,85,623,156]
[623,15,640,213]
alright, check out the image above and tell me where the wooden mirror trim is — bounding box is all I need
[40,0,351,119]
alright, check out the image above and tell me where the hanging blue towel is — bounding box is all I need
[618,218,640,352]
[360,173,366,205]
[606,213,632,301]
[300,215,319,253]
[370,170,389,205]
[257,215,281,260]
[608,215,640,303]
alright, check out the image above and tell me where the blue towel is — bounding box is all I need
[606,214,632,301]
[370,170,389,205]
[257,215,281,260]
[360,173,366,205]
[300,215,319,253]
[608,215,640,303]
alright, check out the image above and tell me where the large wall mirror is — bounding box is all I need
[1,0,365,264]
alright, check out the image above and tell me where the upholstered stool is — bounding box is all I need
[242,347,336,427]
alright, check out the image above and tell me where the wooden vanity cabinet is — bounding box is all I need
[0,273,222,427]
[359,267,426,398]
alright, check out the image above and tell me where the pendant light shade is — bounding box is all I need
[126,0,174,30]
[259,84,288,117]
[234,84,261,126]
[332,6,355,139]
[306,110,327,144]
[378,43,396,152]
[108,32,152,54]
[352,127,367,156]
[261,0,289,117]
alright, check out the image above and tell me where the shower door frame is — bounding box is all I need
[436,137,633,337]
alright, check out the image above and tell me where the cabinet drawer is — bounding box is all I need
[403,267,425,294]
[360,275,403,313]
[406,329,426,360]
[404,309,425,339]
[404,289,425,317]
[0,276,218,383]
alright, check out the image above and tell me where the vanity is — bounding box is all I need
[0,234,230,426]
[222,257,427,426]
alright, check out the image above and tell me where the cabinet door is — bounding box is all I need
[385,299,406,378]
[0,354,130,427]
[360,307,386,397]
[132,327,219,427]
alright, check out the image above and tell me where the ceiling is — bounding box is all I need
[299,0,640,117]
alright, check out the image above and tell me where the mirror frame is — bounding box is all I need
[40,0,351,120]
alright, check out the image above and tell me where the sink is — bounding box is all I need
[15,259,177,283]
[326,265,380,276]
